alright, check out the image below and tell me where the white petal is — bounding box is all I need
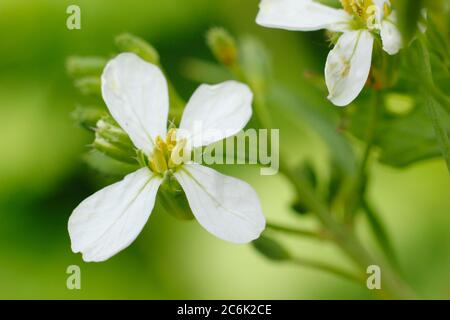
[179,81,252,148]
[101,53,169,154]
[68,168,161,262]
[325,30,374,107]
[381,15,402,55]
[256,0,351,32]
[174,163,266,244]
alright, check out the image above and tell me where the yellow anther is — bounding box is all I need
[340,0,375,18]
[341,0,381,29]
[148,129,188,175]
[149,144,168,174]
[340,0,354,14]
[383,2,391,18]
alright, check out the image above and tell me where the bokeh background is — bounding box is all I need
[0,0,449,299]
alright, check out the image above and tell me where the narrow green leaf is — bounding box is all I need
[362,200,398,268]
[396,0,425,43]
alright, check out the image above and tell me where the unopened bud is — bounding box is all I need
[93,134,136,164]
[115,33,160,65]
[74,77,101,96]
[252,235,291,261]
[72,106,106,131]
[66,56,107,77]
[95,117,134,149]
[206,27,238,66]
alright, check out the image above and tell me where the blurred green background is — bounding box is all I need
[0,0,449,299]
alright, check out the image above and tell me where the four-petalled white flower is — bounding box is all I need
[68,53,266,262]
[256,0,403,106]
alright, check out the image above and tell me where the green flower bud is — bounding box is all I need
[74,77,101,96]
[71,106,106,131]
[206,27,238,66]
[252,235,291,261]
[66,56,107,77]
[115,33,160,65]
[93,117,136,164]
[93,134,137,165]
[95,117,134,150]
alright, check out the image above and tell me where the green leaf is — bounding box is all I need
[270,85,357,175]
[377,102,449,167]
[362,200,398,268]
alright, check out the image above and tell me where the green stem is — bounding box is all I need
[345,89,381,222]
[425,82,450,115]
[359,91,379,176]
[266,222,329,240]
[291,256,364,284]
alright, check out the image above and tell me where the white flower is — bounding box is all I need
[256,0,403,106]
[68,53,266,262]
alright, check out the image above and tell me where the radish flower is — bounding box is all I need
[68,53,266,262]
[256,0,403,106]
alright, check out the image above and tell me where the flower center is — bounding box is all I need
[148,128,188,175]
[340,0,390,30]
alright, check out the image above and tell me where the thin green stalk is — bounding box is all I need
[266,222,329,240]
[345,89,381,222]
[425,83,450,115]
[291,256,364,284]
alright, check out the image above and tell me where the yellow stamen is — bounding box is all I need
[383,2,391,18]
[149,143,168,174]
[148,129,188,175]
[340,0,376,20]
